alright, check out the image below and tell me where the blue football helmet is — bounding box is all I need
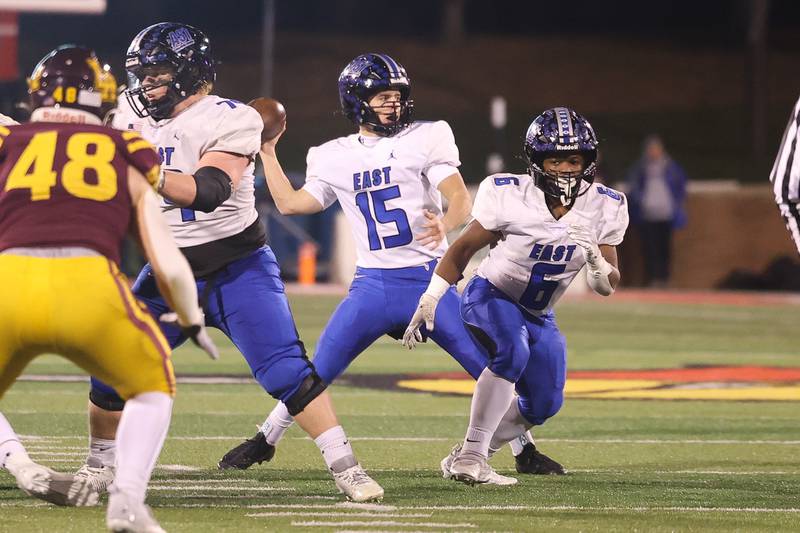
[523,107,599,205]
[124,22,215,121]
[338,53,413,136]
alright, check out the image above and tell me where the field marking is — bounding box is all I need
[148,485,294,492]
[157,464,202,472]
[291,521,476,528]
[2,499,796,515]
[573,469,800,475]
[18,434,800,445]
[246,512,433,518]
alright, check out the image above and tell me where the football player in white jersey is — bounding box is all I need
[219,53,533,484]
[81,23,383,507]
[404,107,629,484]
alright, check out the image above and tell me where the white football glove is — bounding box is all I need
[567,223,615,295]
[159,313,219,360]
[402,294,440,350]
[566,224,602,268]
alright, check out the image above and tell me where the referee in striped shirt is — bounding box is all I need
[771,96,800,254]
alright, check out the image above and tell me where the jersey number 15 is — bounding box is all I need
[355,185,413,251]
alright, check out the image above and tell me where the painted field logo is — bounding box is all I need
[343,366,800,401]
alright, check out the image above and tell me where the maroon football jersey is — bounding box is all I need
[0,121,160,264]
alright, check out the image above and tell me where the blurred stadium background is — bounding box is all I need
[1,2,799,532]
[2,0,800,288]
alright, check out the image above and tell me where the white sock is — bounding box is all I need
[113,392,172,503]
[510,430,534,456]
[314,425,356,474]
[0,413,28,470]
[88,437,116,468]
[460,368,515,461]
[260,402,294,446]
[488,399,532,455]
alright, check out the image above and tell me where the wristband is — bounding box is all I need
[423,273,451,300]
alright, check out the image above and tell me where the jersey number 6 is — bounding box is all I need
[520,262,567,311]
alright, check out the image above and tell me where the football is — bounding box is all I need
[248,97,287,143]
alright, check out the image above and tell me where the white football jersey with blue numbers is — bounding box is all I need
[472,173,629,316]
[141,95,263,247]
[302,120,460,269]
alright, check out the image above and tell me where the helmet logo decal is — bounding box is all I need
[166,27,195,52]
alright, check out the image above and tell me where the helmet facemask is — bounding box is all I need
[528,151,597,207]
[357,86,414,136]
[125,63,183,121]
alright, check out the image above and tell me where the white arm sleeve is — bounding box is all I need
[301,146,338,209]
[423,121,461,189]
[137,188,203,326]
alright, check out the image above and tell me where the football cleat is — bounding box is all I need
[76,455,116,496]
[218,431,275,470]
[6,454,99,506]
[448,454,487,485]
[514,443,567,475]
[332,464,384,502]
[106,490,165,533]
[440,444,517,486]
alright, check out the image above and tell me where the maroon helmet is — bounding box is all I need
[27,45,108,121]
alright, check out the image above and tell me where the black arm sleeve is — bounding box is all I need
[188,166,233,213]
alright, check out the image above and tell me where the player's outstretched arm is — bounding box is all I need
[258,125,324,215]
[128,168,219,359]
[403,220,500,348]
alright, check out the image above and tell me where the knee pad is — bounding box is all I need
[89,380,126,411]
[517,392,564,426]
[486,330,529,382]
[284,371,328,416]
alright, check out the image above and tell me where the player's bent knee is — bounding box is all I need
[284,371,328,416]
[489,345,529,382]
[518,393,564,426]
[89,387,126,412]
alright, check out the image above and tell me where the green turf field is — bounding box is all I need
[1,292,799,532]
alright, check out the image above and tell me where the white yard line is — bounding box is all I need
[247,512,433,518]
[291,521,476,528]
[18,435,800,445]
[148,485,295,492]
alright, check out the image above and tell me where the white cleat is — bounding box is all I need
[332,463,384,502]
[5,454,99,506]
[75,455,116,500]
[445,445,517,486]
[106,491,166,533]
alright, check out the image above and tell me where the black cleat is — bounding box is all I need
[218,432,276,470]
[514,443,566,475]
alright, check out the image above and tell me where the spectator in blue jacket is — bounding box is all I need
[626,135,688,287]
